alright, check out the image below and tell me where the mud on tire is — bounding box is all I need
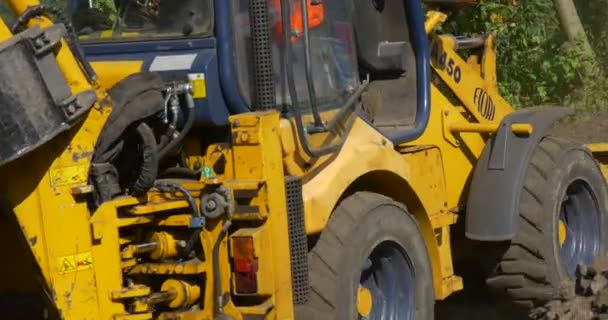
[486,136,608,308]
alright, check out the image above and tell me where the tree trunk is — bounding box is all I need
[554,0,593,55]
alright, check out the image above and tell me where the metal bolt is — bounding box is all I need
[177,240,187,248]
[193,161,202,170]
[66,104,76,115]
[205,199,218,212]
[184,83,193,94]
[345,84,355,94]
[233,119,240,127]
[34,38,45,48]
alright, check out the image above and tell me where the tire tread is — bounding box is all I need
[298,192,430,318]
[486,136,590,306]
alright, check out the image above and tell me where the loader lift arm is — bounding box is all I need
[425,13,573,241]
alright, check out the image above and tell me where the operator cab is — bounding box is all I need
[65,0,422,151]
[70,0,213,39]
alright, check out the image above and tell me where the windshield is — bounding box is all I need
[63,0,213,41]
[231,0,359,112]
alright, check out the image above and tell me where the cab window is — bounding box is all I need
[62,0,213,41]
[231,0,359,112]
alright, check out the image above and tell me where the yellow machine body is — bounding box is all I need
[0,2,559,319]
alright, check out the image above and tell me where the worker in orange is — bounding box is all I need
[270,0,325,42]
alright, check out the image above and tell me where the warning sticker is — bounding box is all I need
[57,252,93,274]
[188,73,207,99]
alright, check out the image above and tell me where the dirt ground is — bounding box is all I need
[435,276,529,319]
[548,111,608,143]
[433,247,531,320]
[433,111,608,319]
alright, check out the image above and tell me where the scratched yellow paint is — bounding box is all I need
[50,164,89,188]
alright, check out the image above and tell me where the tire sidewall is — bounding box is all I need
[544,145,608,285]
[336,201,434,320]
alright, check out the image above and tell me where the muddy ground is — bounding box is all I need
[434,111,608,319]
[548,111,608,143]
[435,271,529,319]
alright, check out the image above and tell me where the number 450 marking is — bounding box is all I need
[431,42,462,84]
[439,53,462,84]
[446,56,462,84]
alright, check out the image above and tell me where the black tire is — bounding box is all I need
[296,192,434,320]
[486,136,608,308]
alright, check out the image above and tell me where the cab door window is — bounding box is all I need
[231,0,359,112]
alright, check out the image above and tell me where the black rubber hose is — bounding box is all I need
[157,134,171,152]
[159,167,201,180]
[157,93,195,160]
[300,0,323,128]
[181,230,202,260]
[153,180,200,217]
[154,180,203,259]
[129,122,158,196]
[280,0,341,157]
[214,220,232,315]
[11,5,98,83]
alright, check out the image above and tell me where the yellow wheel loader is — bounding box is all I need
[0,0,606,319]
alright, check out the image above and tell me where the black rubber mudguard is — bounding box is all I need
[465,106,574,241]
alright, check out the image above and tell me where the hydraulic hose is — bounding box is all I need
[154,180,200,218]
[154,180,204,259]
[182,229,202,260]
[129,122,158,196]
[159,167,201,180]
[300,0,324,128]
[280,0,346,158]
[157,92,195,160]
[214,220,232,315]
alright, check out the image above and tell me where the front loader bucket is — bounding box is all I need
[0,24,95,167]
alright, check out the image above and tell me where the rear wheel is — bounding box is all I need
[486,136,608,307]
[296,192,434,319]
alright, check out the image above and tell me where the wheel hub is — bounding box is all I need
[359,242,414,319]
[559,180,602,277]
[357,285,372,317]
[559,220,567,247]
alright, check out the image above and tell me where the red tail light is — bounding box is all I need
[232,237,258,293]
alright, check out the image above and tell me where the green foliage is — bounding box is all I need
[92,0,118,21]
[439,0,608,113]
[562,0,608,114]
[576,0,608,69]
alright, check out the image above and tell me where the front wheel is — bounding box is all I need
[486,136,608,308]
[296,192,434,319]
